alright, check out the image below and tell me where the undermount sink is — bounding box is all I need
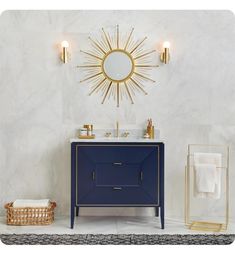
[97,137,140,141]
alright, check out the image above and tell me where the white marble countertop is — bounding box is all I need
[70,138,164,143]
[70,128,163,143]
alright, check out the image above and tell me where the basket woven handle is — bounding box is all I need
[4,203,12,209]
[50,202,57,209]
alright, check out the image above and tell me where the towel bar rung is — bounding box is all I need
[187,165,227,169]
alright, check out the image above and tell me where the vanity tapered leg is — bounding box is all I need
[71,205,75,229]
[76,206,79,217]
[160,206,164,229]
[155,207,159,217]
[160,143,164,229]
[71,142,76,229]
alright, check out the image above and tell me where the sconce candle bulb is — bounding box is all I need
[163,41,170,49]
[160,41,170,64]
[61,40,69,48]
[61,40,70,64]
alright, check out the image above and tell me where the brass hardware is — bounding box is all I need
[134,50,155,60]
[80,50,103,60]
[83,124,93,136]
[116,121,119,138]
[61,41,70,64]
[102,27,112,51]
[189,221,223,232]
[101,81,112,104]
[84,124,93,131]
[160,41,170,64]
[79,72,103,83]
[130,77,148,95]
[148,126,154,139]
[140,171,143,181]
[124,81,134,104]
[78,25,158,106]
[130,37,147,54]
[113,187,122,190]
[117,82,120,107]
[113,162,122,165]
[124,28,134,50]
[146,119,154,139]
[121,132,130,138]
[116,25,119,49]
[89,78,107,96]
[81,124,94,137]
[78,135,95,139]
[105,132,112,138]
[133,72,155,83]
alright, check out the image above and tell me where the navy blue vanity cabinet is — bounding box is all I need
[71,142,164,229]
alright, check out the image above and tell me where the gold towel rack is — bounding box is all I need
[185,144,229,232]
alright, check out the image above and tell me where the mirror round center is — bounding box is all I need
[103,50,134,82]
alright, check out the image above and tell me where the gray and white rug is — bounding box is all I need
[0,234,234,245]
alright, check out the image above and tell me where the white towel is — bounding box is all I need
[193,152,222,199]
[13,199,50,208]
[194,153,222,167]
[194,163,217,192]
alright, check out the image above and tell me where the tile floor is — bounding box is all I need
[0,216,234,235]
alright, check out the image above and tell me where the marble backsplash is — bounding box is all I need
[0,10,235,222]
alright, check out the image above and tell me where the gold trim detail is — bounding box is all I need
[78,25,158,107]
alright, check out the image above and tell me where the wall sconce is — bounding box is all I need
[160,41,170,64]
[61,41,70,63]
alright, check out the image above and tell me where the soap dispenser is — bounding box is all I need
[146,119,154,139]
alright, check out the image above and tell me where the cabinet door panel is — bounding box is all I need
[96,163,140,187]
[76,148,96,203]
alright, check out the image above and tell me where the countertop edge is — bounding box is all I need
[69,139,164,143]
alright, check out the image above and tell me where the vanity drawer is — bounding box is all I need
[78,186,158,205]
[77,145,157,164]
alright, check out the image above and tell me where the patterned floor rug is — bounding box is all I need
[0,234,234,245]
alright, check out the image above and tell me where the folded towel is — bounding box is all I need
[13,199,50,208]
[194,152,222,167]
[193,152,222,199]
[194,163,217,193]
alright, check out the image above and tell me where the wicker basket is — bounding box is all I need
[4,201,56,226]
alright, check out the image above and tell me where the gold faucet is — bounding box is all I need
[116,121,119,138]
[104,132,112,138]
[122,132,130,137]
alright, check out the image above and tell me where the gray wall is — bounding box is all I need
[0,10,234,222]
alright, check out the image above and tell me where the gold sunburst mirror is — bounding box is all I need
[77,25,158,107]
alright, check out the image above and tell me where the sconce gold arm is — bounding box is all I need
[61,41,70,64]
[160,48,170,64]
